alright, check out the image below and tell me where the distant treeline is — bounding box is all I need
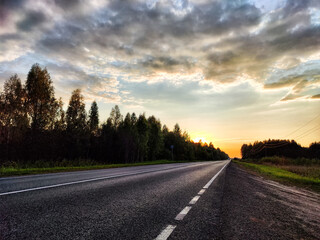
[241,139,320,159]
[0,64,228,165]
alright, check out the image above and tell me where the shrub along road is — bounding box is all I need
[1,161,319,239]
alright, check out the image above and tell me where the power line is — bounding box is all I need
[248,141,292,155]
[295,125,319,139]
[263,141,290,146]
[296,126,320,141]
[284,112,320,138]
[250,144,265,155]
[265,142,290,148]
[242,113,320,157]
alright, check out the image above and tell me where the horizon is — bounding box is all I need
[1,0,320,157]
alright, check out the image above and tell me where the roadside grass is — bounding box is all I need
[278,165,320,179]
[234,160,320,192]
[243,156,320,166]
[0,160,194,177]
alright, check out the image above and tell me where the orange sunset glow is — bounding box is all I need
[192,137,209,144]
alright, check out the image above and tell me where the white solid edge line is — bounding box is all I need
[189,195,200,205]
[0,162,209,196]
[175,206,192,220]
[203,160,230,189]
[155,225,176,240]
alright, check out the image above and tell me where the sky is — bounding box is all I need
[0,0,319,157]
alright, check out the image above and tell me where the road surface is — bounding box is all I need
[0,161,230,239]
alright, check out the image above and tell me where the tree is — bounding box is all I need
[0,74,29,161]
[1,74,28,129]
[131,112,137,125]
[99,117,115,162]
[173,123,181,136]
[122,113,132,129]
[0,64,232,165]
[118,113,135,163]
[109,105,123,129]
[136,114,149,162]
[54,98,66,131]
[65,89,88,159]
[25,64,56,131]
[66,89,87,132]
[147,116,163,161]
[88,101,99,134]
[162,125,169,135]
[309,142,320,159]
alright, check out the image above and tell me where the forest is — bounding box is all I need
[241,139,320,160]
[0,64,229,166]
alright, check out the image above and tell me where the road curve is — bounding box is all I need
[0,160,230,239]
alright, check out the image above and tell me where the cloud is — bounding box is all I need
[0,0,319,105]
[264,60,320,101]
[16,10,46,32]
[54,0,81,9]
[0,0,26,24]
[139,56,195,74]
[44,62,120,103]
[311,94,320,99]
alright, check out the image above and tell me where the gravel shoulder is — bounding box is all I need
[220,162,320,240]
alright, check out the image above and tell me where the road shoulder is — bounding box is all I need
[220,162,320,240]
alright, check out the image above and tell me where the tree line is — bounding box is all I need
[0,64,229,166]
[241,139,320,159]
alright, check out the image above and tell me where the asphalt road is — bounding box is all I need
[0,160,230,239]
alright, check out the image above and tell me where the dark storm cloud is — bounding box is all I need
[101,0,261,39]
[40,37,78,53]
[195,3,261,34]
[0,0,25,9]
[0,0,26,24]
[54,0,81,9]
[16,10,46,31]
[0,33,22,42]
[269,27,320,53]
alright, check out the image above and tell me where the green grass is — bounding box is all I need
[234,160,320,192]
[0,160,190,177]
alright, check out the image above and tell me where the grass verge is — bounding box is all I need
[234,160,320,192]
[0,160,192,177]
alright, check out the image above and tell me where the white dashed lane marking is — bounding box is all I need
[189,195,200,205]
[154,160,230,240]
[198,189,206,195]
[175,206,192,221]
[155,225,176,240]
